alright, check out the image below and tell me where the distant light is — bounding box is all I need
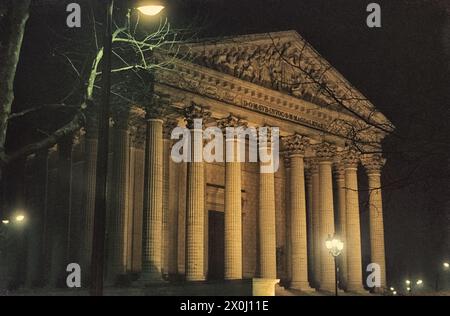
[393,291,397,295]
[444,262,450,269]
[15,215,25,222]
[390,287,395,291]
[2,219,9,225]
[416,280,423,285]
[137,5,165,16]
[405,280,411,285]
[406,287,411,291]
[325,240,332,250]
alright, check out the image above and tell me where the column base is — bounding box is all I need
[252,278,280,296]
[290,281,316,292]
[370,287,385,294]
[319,282,337,294]
[136,272,165,287]
[185,275,206,282]
[346,284,368,295]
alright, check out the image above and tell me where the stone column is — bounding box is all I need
[219,115,246,280]
[284,155,292,282]
[162,119,178,278]
[26,149,49,287]
[333,161,348,290]
[362,153,387,290]
[80,113,98,284]
[343,148,364,293]
[49,135,73,287]
[140,108,164,283]
[283,135,313,291]
[106,110,131,284]
[304,162,314,286]
[305,157,320,288]
[184,103,210,281]
[316,142,337,293]
[258,128,277,279]
[130,122,146,273]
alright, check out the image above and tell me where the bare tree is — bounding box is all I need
[0,0,31,179]
[0,3,189,179]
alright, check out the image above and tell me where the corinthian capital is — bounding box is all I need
[163,118,178,139]
[217,114,248,130]
[304,157,319,174]
[341,147,361,169]
[111,108,131,130]
[314,142,337,162]
[282,134,310,156]
[146,99,168,120]
[361,153,386,175]
[183,102,211,129]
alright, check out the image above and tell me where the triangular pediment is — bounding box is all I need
[183,31,393,134]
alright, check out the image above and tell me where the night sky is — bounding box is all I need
[5,0,450,290]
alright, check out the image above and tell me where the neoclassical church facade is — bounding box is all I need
[19,31,393,295]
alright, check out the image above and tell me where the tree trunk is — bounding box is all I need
[0,0,31,179]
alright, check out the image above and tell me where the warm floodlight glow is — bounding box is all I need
[416,279,423,285]
[337,241,344,251]
[390,287,395,291]
[405,280,411,285]
[393,291,397,295]
[406,287,411,291]
[2,219,9,225]
[444,262,450,269]
[137,5,165,16]
[15,215,25,222]
[325,240,332,250]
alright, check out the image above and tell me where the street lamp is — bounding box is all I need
[405,278,423,294]
[325,234,344,296]
[136,0,166,16]
[444,262,450,270]
[90,0,165,297]
[1,219,9,225]
[15,215,25,223]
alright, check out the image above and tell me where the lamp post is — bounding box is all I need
[325,234,344,296]
[90,0,165,297]
[405,278,423,295]
[436,262,449,292]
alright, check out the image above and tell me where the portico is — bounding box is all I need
[22,31,393,295]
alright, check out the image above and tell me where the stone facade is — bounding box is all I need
[18,31,393,295]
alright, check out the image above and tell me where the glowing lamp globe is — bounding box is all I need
[136,1,166,16]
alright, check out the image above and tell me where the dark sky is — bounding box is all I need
[6,0,450,290]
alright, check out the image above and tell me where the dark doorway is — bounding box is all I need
[208,211,224,280]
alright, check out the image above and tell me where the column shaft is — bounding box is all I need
[80,132,97,283]
[318,161,335,292]
[26,150,48,287]
[50,137,73,287]
[311,164,321,288]
[368,173,386,288]
[186,158,205,280]
[224,138,242,280]
[345,167,364,292]
[334,169,348,290]
[284,157,292,282]
[289,155,310,290]
[161,137,171,277]
[141,119,164,282]
[259,155,277,279]
[305,169,314,286]
[106,122,130,283]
